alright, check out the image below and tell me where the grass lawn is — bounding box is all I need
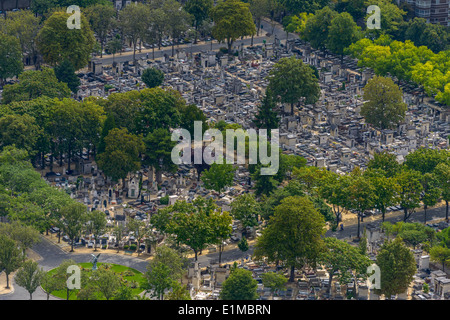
[45,263,146,300]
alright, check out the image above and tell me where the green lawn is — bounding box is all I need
[45,263,146,300]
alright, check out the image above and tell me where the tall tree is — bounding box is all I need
[85,4,117,58]
[211,0,256,55]
[1,10,41,67]
[361,76,407,130]
[319,237,370,295]
[303,6,338,50]
[37,10,95,70]
[118,2,151,63]
[326,12,361,61]
[163,0,193,56]
[254,196,326,282]
[201,162,236,194]
[267,56,320,115]
[14,260,45,300]
[143,128,177,184]
[0,114,41,156]
[1,68,71,104]
[0,234,23,289]
[230,193,260,234]
[141,67,165,89]
[375,238,416,299]
[395,169,423,222]
[0,34,23,86]
[220,268,258,300]
[54,60,81,93]
[184,0,213,43]
[434,163,450,221]
[60,202,87,252]
[252,89,280,135]
[87,210,107,251]
[96,128,145,186]
[430,246,450,272]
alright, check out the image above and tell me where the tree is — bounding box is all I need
[1,68,71,104]
[118,2,151,63]
[0,234,23,289]
[375,238,416,299]
[220,268,258,300]
[96,128,145,186]
[261,272,287,296]
[267,56,320,115]
[41,272,62,300]
[88,210,107,251]
[144,260,174,300]
[231,193,260,234]
[0,114,41,155]
[1,10,41,67]
[211,0,256,55]
[153,198,222,261]
[303,6,338,50]
[37,10,95,70]
[163,0,193,56]
[251,164,279,196]
[165,282,191,300]
[209,210,233,264]
[420,173,441,225]
[185,0,213,43]
[430,246,450,272]
[152,246,187,282]
[0,221,41,257]
[0,34,23,86]
[141,68,165,89]
[14,260,45,300]
[53,259,77,300]
[364,0,406,37]
[404,148,449,175]
[254,196,326,282]
[126,218,149,255]
[361,76,407,130]
[434,163,450,221]
[346,172,375,239]
[319,237,370,295]
[367,151,401,178]
[395,169,423,222]
[201,162,236,194]
[92,267,122,300]
[177,104,208,136]
[249,0,270,37]
[105,35,122,63]
[326,12,361,61]
[252,89,280,135]
[143,128,177,183]
[364,169,399,222]
[60,202,87,252]
[238,236,249,253]
[54,60,81,93]
[85,4,116,58]
[318,171,350,227]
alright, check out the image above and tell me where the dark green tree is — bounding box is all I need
[54,60,81,93]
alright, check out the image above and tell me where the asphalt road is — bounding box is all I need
[99,19,298,66]
[0,237,149,300]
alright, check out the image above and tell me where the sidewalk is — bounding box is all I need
[0,248,42,295]
[329,202,447,229]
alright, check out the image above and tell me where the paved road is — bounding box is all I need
[0,236,149,300]
[326,205,449,240]
[99,19,298,66]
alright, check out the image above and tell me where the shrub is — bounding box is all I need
[160,195,169,205]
